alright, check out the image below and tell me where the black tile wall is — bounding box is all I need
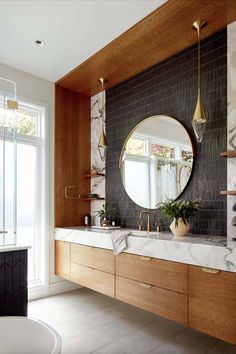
[106,29,227,236]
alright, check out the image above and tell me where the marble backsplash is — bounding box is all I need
[90,91,106,223]
[227,21,236,242]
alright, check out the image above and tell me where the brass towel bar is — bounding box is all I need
[64,186,81,200]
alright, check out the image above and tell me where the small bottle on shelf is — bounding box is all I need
[84,213,91,227]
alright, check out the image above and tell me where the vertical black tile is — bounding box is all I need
[106,29,227,236]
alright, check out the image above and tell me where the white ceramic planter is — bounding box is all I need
[169,218,190,237]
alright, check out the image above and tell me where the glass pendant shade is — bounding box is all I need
[192,20,206,143]
[98,129,108,161]
[98,77,108,161]
[192,94,206,143]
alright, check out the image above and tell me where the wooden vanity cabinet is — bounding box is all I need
[116,276,188,325]
[55,240,236,345]
[116,253,188,294]
[55,240,71,280]
[70,243,115,297]
[71,263,114,297]
[189,265,236,345]
[116,253,188,325]
[71,243,114,274]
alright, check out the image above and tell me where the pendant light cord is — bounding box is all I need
[197,26,201,99]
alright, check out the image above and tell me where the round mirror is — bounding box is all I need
[119,115,194,209]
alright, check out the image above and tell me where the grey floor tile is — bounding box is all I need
[29,288,236,354]
[206,340,236,354]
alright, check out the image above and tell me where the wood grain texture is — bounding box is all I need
[71,243,115,274]
[56,0,236,96]
[116,276,188,325]
[116,253,188,294]
[189,265,236,345]
[55,240,71,280]
[220,151,236,158]
[71,263,115,297]
[55,85,91,227]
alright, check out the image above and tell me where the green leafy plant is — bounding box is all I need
[156,199,200,227]
[95,203,107,219]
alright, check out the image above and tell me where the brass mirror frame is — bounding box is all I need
[119,115,196,208]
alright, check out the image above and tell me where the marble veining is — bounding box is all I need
[227,21,236,242]
[91,91,106,224]
[55,227,236,273]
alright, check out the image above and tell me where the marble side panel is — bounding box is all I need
[227,21,236,242]
[91,91,106,222]
[55,228,236,273]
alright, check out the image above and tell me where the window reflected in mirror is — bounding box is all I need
[119,115,194,209]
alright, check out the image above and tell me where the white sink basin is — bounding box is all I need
[130,230,158,237]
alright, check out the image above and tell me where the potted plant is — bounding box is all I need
[156,199,200,237]
[96,203,110,226]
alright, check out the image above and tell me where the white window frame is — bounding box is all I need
[19,98,48,291]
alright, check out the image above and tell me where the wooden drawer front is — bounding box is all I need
[71,263,114,297]
[116,253,188,294]
[189,265,236,345]
[71,243,114,274]
[116,276,187,326]
[55,240,71,280]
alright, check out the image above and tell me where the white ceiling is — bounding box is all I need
[0,0,166,82]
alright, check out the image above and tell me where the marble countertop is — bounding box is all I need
[0,244,31,253]
[55,227,236,273]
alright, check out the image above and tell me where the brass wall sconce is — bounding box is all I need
[98,78,108,161]
[192,20,207,143]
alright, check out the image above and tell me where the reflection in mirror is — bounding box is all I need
[120,115,194,209]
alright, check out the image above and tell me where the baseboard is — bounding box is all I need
[29,280,81,301]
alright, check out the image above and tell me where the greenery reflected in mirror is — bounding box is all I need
[119,115,194,209]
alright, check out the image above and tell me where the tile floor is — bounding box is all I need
[29,288,236,354]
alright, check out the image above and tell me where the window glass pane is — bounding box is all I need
[17,142,37,282]
[0,106,39,137]
[125,137,145,155]
[151,143,175,159]
[0,140,3,242]
[124,160,148,207]
[181,150,193,162]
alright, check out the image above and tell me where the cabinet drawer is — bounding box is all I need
[71,243,114,274]
[189,265,236,345]
[116,276,187,325]
[116,253,188,294]
[55,240,71,280]
[71,263,115,297]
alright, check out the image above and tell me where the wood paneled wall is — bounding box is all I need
[56,0,236,96]
[55,85,91,227]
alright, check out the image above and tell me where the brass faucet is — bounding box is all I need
[139,211,151,232]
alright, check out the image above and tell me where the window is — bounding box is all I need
[124,159,149,207]
[125,137,146,156]
[0,100,46,285]
[151,143,175,159]
[123,133,192,206]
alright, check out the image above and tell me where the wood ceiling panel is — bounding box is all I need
[56,0,236,96]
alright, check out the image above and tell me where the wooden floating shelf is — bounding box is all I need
[84,173,105,178]
[81,197,105,201]
[220,151,236,158]
[220,191,236,195]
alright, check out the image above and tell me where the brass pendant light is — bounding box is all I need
[98,78,108,161]
[192,20,206,143]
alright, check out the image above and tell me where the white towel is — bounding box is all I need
[111,230,130,255]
